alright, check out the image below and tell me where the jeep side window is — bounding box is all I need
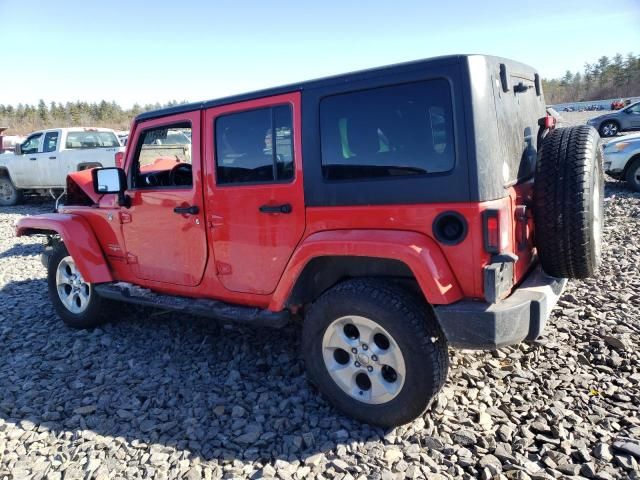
[215,105,293,184]
[21,133,43,155]
[43,132,59,153]
[131,123,193,189]
[320,79,455,181]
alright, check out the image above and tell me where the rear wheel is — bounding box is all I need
[534,125,603,278]
[625,157,640,192]
[47,243,107,328]
[599,121,619,137]
[302,279,448,427]
[0,177,22,206]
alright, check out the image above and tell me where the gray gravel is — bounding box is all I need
[1,135,639,478]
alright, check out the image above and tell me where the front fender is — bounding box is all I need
[16,213,113,283]
[269,229,463,311]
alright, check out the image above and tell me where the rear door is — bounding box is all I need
[39,130,64,187]
[203,92,305,294]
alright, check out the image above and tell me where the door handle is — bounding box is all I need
[29,157,37,161]
[49,156,56,159]
[259,203,292,214]
[173,205,200,215]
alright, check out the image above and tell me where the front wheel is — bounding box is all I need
[0,176,23,206]
[599,121,619,137]
[302,279,449,427]
[47,243,107,328]
[626,157,640,192]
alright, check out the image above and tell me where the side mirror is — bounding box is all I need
[14,144,22,155]
[92,167,131,208]
[92,167,126,194]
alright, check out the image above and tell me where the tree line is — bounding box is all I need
[0,100,187,135]
[542,52,639,105]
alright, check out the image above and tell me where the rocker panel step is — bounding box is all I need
[94,282,290,328]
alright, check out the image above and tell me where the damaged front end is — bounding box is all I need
[56,170,100,211]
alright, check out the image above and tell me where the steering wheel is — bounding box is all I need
[168,163,193,186]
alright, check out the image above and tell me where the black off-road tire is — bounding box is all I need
[47,243,107,329]
[625,157,640,192]
[0,176,23,206]
[534,125,604,279]
[302,279,449,427]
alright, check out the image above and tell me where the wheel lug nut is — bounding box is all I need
[367,366,373,372]
[354,361,361,368]
[362,344,368,351]
[351,348,357,354]
[371,355,378,361]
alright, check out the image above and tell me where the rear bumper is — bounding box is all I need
[434,265,566,350]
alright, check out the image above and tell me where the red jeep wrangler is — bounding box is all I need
[17,55,603,427]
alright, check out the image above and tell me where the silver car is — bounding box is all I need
[603,133,640,191]
[587,101,640,137]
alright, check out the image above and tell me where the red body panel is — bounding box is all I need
[16,214,112,283]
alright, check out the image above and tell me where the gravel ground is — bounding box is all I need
[1,121,639,479]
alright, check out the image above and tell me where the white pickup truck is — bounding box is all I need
[0,127,124,206]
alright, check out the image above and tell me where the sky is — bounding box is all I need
[1,0,639,108]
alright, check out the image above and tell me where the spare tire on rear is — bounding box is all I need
[533,125,603,279]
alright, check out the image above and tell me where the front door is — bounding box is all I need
[12,132,44,187]
[204,93,305,295]
[121,111,208,286]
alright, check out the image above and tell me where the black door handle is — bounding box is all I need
[173,205,200,215]
[259,203,292,214]
[29,157,37,161]
[49,156,56,159]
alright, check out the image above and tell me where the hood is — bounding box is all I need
[608,132,640,144]
[66,169,101,204]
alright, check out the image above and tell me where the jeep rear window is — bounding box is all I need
[215,105,293,184]
[65,131,120,149]
[320,79,455,181]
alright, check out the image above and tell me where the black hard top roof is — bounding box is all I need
[135,54,477,122]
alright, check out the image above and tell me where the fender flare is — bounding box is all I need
[269,229,463,311]
[16,213,113,283]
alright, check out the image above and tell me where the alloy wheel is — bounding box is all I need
[56,256,91,314]
[321,315,406,404]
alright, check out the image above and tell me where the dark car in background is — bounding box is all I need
[587,101,640,137]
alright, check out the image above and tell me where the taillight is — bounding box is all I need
[483,210,500,253]
[538,114,556,130]
[483,209,510,254]
[544,115,556,129]
[115,151,124,168]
